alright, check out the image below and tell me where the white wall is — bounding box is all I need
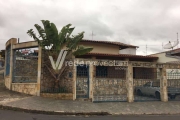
[151,53,179,63]
[119,48,136,55]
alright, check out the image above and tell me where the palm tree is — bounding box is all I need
[27,20,93,91]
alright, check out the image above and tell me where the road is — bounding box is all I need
[0,109,180,120]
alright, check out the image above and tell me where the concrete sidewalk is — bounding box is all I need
[1,95,180,115]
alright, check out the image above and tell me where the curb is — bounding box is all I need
[0,105,111,116]
[1,104,180,116]
[111,113,180,116]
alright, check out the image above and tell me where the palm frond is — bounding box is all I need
[34,24,46,39]
[72,45,93,56]
[27,20,93,55]
[58,24,72,46]
[27,29,41,45]
[67,32,84,50]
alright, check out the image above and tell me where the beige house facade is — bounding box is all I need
[79,40,137,55]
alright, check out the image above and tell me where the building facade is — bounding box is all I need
[4,38,180,102]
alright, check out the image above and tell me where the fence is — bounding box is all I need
[5,46,11,76]
[12,48,38,83]
[4,39,74,97]
[167,69,180,101]
[40,49,73,94]
[93,66,127,102]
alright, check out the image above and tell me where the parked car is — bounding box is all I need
[135,81,180,99]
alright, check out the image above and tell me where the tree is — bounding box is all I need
[0,50,5,67]
[0,50,5,59]
[27,20,93,91]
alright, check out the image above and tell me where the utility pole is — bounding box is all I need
[90,31,96,40]
[146,44,147,56]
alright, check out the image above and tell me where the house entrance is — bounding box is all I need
[76,65,89,98]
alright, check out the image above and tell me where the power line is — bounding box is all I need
[138,45,162,46]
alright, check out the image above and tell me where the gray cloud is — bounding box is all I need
[0,0,180,55]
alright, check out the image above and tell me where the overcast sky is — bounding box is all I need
[0,0,180,55]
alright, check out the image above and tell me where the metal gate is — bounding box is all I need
[93,66,127,102]
[167,69,180,101]
[133,67,161,101]
[5,46,11,76]
[76,65,89,98]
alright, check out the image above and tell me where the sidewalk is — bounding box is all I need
[1,91,180,115]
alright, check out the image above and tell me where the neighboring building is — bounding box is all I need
[150,48,180,82]
[150,48,180,63]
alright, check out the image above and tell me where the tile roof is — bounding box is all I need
[150,48,180,55]
[84,53,158,59]
[22,39,138,48]
[81,39,138,48]
[168,48,180,54]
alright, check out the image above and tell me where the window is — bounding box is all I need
[96,66,107,77]
[152,82,160,87]
[144,82,151,87]
[133,67,157,79]
[96,66,126,78]
[77,65,88,77]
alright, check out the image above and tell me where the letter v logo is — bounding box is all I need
[49,50,68,70]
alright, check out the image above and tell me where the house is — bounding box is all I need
[4,38,180,103]
[80,39,137,55]
[150,48,180,81]
[78,39,156,61]
[150,48,180,63]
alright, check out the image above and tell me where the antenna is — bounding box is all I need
[177,32,179,48]
[163,33,179,50]
[90,31,96,40]
[18,38,20,43]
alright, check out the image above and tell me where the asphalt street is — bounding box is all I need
[0,109,180,120]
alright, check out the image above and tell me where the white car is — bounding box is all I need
[135,81,180,99]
